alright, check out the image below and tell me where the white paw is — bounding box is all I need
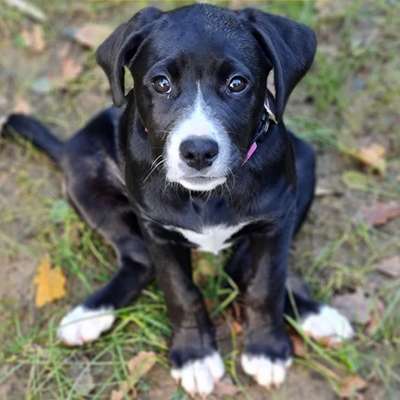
[301,305,354,343]
[57,305,115,346]
[171,352,225,397]
[241,354,292,388]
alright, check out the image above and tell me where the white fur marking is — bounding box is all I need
[241,354,292,388]
[168,223,247,254]
[301,305,354,342]
[57,305,115,346]
[171,352,225,397]
[166,84,231,191]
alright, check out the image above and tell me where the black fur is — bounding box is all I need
[3,3,320,379]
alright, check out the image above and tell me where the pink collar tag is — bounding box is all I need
[242,142,257,165]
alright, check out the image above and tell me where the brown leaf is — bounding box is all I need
[350,143,386,174]
[60,57,82,84]
[33,255,66,307]
[231,320,243,335]
[13,97,31,114]
[215,376,240,397]
[110,389,125,400]
[290,334,307,357]
[126,351,157,388]
[332,290,372,325]
[339,375,367,398]
[360,201,400,226]
[375,256,400,278]
[20,24,45,53]
[69,24,113,49]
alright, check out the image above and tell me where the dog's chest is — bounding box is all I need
[168,223,247,254]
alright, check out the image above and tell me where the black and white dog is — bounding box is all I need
[4,4,353,396]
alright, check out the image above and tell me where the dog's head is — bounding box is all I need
[97,4,316,192]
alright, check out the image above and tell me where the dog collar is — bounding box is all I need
[242,94,277,165]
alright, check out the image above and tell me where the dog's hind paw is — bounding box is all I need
[301,305,354,343]
[57,305,115,346]
[171,352,225,397]
[241,354,292,388]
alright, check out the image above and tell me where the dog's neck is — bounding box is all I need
[243,90,277,165]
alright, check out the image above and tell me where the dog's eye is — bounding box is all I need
[227,76,248,93]
[152,75,171,94]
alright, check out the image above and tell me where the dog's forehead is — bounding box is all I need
[150,5,258,62]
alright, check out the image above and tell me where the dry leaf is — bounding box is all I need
[68,24,113,49]
[351,143,386,174]
[33,255,66,307]
[375,256,400,278]
[360,201,400,226]
[110,389,125,400]
[127,351,157,387]
[231,320,243,335]
[332,290,372,325]
[339,375,367,398]
[13,97,31,114]
[215,376,239,396]
[290,334,307,357]
[20,24,45,53]
[59,57,82,85]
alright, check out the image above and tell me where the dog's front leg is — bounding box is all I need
[146,241,224,397]
[240,227,293,389]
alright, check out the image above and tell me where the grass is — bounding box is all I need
[1,0,399,399]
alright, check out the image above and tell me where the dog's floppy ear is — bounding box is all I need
[96,7,162,107]
[239,8,317,121]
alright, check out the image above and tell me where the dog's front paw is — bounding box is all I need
[241,328,292,389]
[57,305,115,346]
[171,352,225,397]
[241,354,292,388]
[301,305,354,343]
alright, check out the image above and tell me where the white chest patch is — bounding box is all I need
[169,223,247,254]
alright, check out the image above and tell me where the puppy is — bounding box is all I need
[3,4,353,397]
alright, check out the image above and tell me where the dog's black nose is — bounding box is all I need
[179,137,219,170]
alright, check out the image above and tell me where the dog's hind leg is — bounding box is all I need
[57,156,154,346]
[225,240,353,344]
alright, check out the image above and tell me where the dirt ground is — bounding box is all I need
[0,1,399,399]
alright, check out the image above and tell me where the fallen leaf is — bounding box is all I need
[290,334,307,357]
[66,24,113,49]
[13,97,31,114]
[339,375,367,398]
[215,376,239,396]
[110,389,125,400]
[360,201,400,226]
[33,255,66,307]
[59,56,82,85]
[375,256,400,278]
[350,143,386,174]
[230,319,243,335]
[332,290,372,325]
[126,351,157,388]
[20,24,45,53]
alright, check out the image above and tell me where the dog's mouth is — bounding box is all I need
[178,175,226,191]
